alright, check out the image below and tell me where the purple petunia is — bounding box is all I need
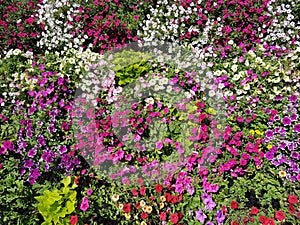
[195,209,207,223]
[282,116,291,126]
[265,151,274,160]
[288,95,297,103]
[215,210,226,224]
[290,113,298,121]
[205,199,217,210]
[265,130,274,138]
[294,124,300,133]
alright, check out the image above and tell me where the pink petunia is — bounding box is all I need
[155,141,163,150]
[80,197,89,211]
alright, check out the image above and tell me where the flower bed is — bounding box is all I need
[0,0,299,225]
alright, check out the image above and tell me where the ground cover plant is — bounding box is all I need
[0,0,299,224]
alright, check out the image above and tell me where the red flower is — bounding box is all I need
[178,212,183,219]
[123,204,131,213]
[74,176,80,184]
[155,184,163,193]
[288,204,296,213]
[170,213,179,224]
[231,222,239,225]
[141,212,148,219]
[70,215,78,225]
[135,202,140,210]
[131,188,138,196]
[275,210,285,221]
[148,196,155,201]
[222,205,228,213]
[250,206,259,215]
[230,201,238,210]
[160,212,167,221]
[264,218,275,225]
[171,196,179,204]
[288,195,298,204]
[259,215,267,223]
[140,187,146,195]
[165,193,172,202]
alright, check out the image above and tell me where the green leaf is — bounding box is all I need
[61,177,71,187]
[66,201,75,213]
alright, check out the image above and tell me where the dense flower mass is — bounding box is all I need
[0,0,299,224]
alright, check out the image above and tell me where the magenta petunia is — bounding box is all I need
[282,116,291,126]
[80,197,89,211]
[293,124,300,133]
[288,95,297,103]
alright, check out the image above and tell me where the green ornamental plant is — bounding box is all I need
[34,177,77,225]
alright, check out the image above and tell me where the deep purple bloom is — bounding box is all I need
[293,124,300,133]
[265,130,274,138]
[24,159,34,168]
[0,147,6,155]
[291,152,298,159]
[272,160,280,166]
[290,113,298,121]
[39,64,45,70]
[288,95,297,102]
[274,115,280,121]
[3,140,13,150]
[282,116,291,126]
[265,151,274,160]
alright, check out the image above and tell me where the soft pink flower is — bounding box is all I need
[155,141,163,150]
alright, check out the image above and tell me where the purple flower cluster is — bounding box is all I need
[264,94,300,181]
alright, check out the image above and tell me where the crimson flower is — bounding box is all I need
[160,212,167,221]
[230,201,238,210]
[170,213,179,224]
[288,195,298,204]
[250,206,259,215]
[123,204,131,213]
[275,210,285,221]
[155,184,163,193]
[70,215,78,225]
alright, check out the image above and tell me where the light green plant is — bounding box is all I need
[34,177,77,225]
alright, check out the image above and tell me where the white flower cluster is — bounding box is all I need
[4,49,34,59]
[36,0,88,51]
[263,0,300,46]
[138,0,214,50]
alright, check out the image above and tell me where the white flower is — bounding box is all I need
[231,64,238,72]
[111,194,119,202]
[237,89,243,95]
[166,85,173,93]
[208,90,215,97]
[149,79,156,86]
[228,40,234,45]
[13,49,22,55]
[245,60,249,66]
[273,77,281,83]
[232,74,240,81]
[243,84,250,90]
